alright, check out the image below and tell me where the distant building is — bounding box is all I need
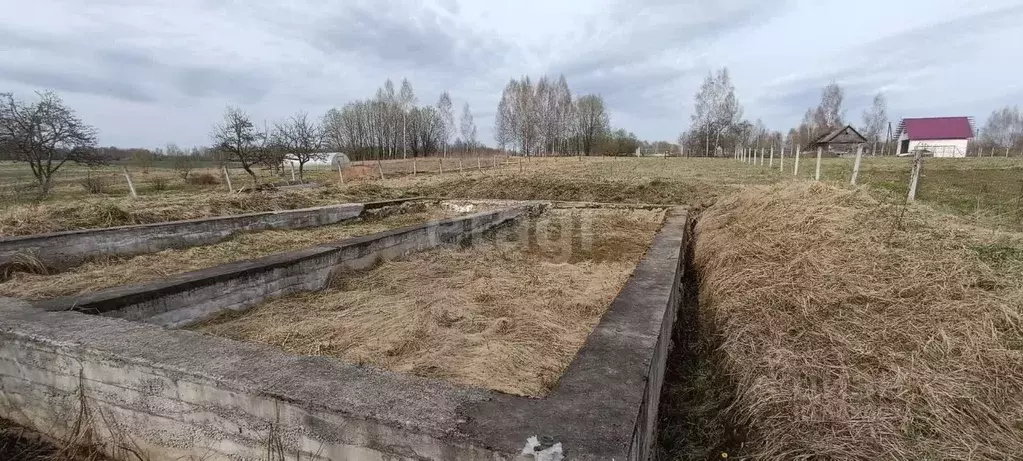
[812,125,867,155]
[284,152,350,168]
[894,117,975,157]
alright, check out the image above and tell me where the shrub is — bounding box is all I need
[79,174,108,194]
[188,173,219,186]
[151,176,170,191]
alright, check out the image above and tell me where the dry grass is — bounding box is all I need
[191,208,666,396]
[0,183,408,237]
[0,418,116,461]
[0,203,468,300]
[693,181,1023,460]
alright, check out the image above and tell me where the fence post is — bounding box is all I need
[908,149,923,202]
[769,147,774,168]
[413,157,417,176]
[377,158,385,180]
[519,156,524,173]
[122,167,137,197]
[290,161,296,182]
[779,146,785,172]
[794,145,801,176]
[815,147,823,181]
[337,163,344,184]
[439,157,444,174]
[222,166,233,192]
[477,156,482,172]
[851,144,864,186]
[458,157,464,174]
[1007,147,1011,158]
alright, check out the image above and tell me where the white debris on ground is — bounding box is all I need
[520,435,564,461]
[444,202,477,213]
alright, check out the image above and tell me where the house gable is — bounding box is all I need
[814,125,867,146]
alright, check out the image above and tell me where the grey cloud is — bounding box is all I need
[0,66,155,103]
[175,67,271,104]
[311,0,511,75]
[0,26,272,105]
[550,0,791,125]
[758,3,1023,121]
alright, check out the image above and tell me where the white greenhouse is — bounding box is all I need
[284,153,350,168]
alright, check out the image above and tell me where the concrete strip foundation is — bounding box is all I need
[34,206,531,328]
[0,198,421,271]
[0,205,690,461]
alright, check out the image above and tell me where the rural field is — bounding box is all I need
[2,154,1023,460]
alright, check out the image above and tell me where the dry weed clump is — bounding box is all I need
[694,181,1023,460]
[192,208,666,397]
[0,205,463,299]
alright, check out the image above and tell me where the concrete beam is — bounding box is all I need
[34,206,532,328]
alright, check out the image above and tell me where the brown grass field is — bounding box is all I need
[2,155,1023,459]
[190,208,666,397]
[665,181,1023,460]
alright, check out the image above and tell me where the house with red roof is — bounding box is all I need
[894,117,975,157]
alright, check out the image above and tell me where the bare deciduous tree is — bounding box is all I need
[460,102,477,154]
[861,93,888,150]
[211,106,265,183]
[691,68,742,156]
[399,79,416,159]
[574,94,610,155]
[980,106,1023,150]
[276,112,324,181]
[814,82,845,132]
[437,91,454,157]
[494,82,515,151]
[0,91,102,195]
[132,149,155,174]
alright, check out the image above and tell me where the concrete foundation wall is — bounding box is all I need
[458,208,690,460]
[0,299,500,461]
[0,202,384,270]
[0,205,690,461]
[34,206,530,329]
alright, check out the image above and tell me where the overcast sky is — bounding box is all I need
[3,0,1022,148]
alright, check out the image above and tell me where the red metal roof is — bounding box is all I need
[902,117,974,140]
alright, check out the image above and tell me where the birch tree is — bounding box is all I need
[437,91,454,156]
[554,75,573,155]
[495,84,514,151]
[814,82,845,131]
[691,68,742,156]
[460,102,477,153]
[861,93,888,144]
[980,106,1023,149]
[399,79,416,158]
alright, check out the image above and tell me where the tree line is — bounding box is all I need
[211,78,481,183]
[679,70,890,156]
[682,67,1023,156]
[493,75,639,156]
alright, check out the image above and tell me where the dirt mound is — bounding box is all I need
[417,174,722,205]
